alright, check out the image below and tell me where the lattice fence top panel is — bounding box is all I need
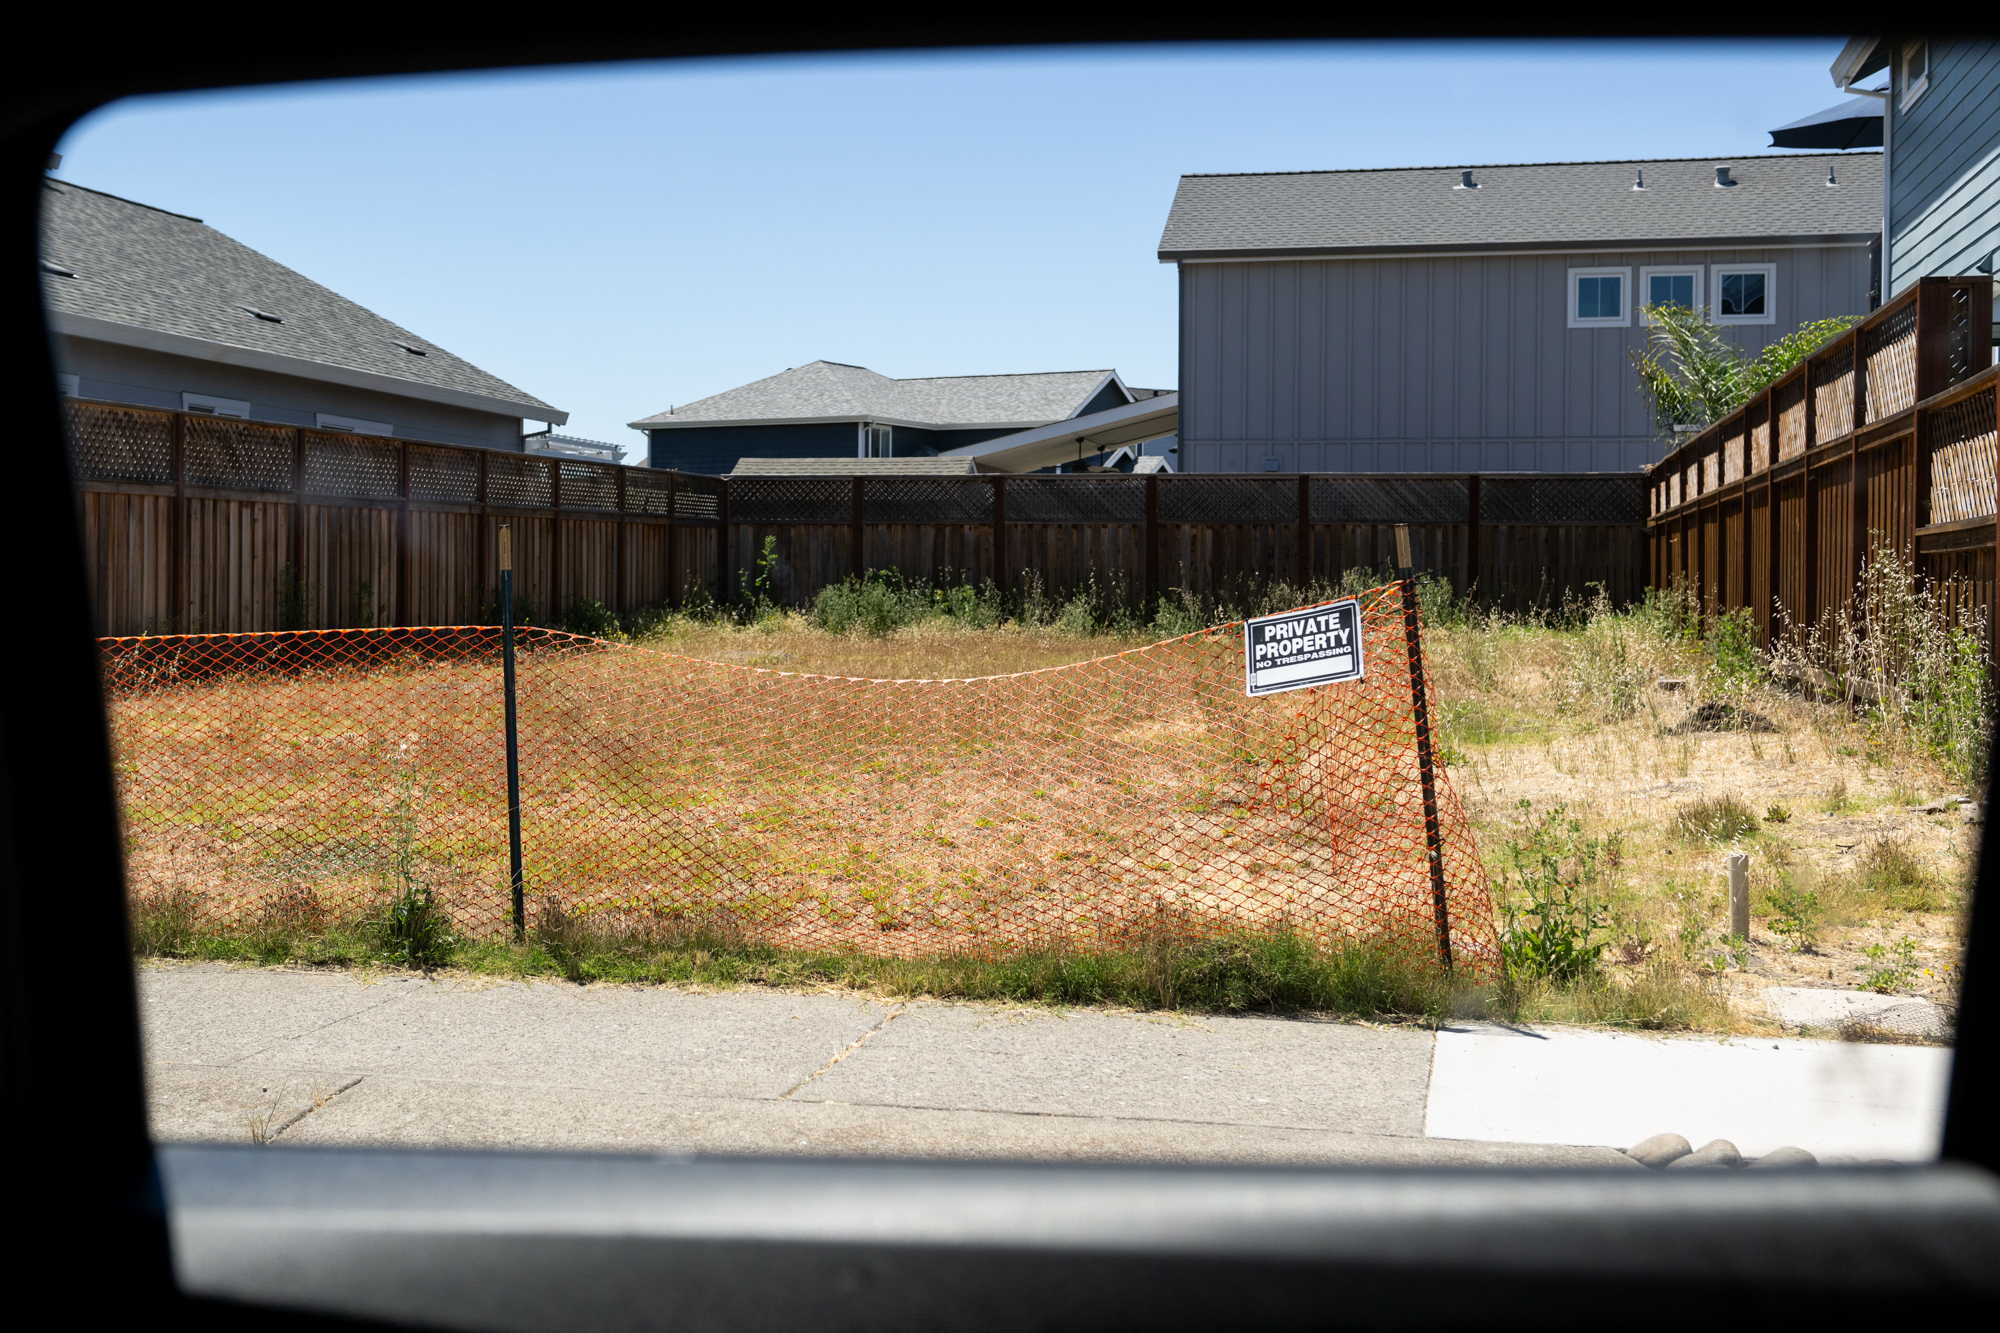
[1158,476,1294,524]
[487,453,553,509]
[1814,340,1856,440]
[1926,388,1999,525]
[183,416,295,492]
[1776,377,1807,461]
[1483,475,1645,525]
[64,401,173,485]
[675,473,724,526]
[866,478,995,524]
[1004,476,1147,523]
[624,469,675,517]
[729,478,852,525]
[558,459,620,513]
[1865,299,1919,423]
[303,432,401,500]
[1311,477,1467,524]
[99,597,1498,970]
[409,445,480,505]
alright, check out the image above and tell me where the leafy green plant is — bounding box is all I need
[560,597,620,639]
[374,759,453,968]
[1764,876,1820,951]
[1704,607,1762,693]
[1860,935,1920,993]
[1764,804,1791,824]
[1631,303,1860,433]
[1495,802,1612,981]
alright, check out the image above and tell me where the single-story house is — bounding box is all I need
[629,360,1170,474]
[1157,152,1884,474]
[40,178,564,449]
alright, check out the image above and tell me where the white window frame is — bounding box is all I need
[315,412,394,437]
[181,391,250,418]
[1900,39,1929,111]
[858,422,892,458]
[1711,263,1777,325]
[1567,267,1631,328]
[1638,266,1704,324]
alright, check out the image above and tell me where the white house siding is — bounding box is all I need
[57,337,528,451]
[1177,246,1872,474]
[1888,38,2000,296]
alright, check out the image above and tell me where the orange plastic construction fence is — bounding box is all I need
[101,584,1497,969]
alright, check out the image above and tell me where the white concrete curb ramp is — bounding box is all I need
[1424,1022,1951,1161]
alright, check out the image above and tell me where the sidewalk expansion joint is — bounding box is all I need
[780,1007,905,1099]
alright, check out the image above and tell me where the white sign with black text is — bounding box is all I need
[1243,599,1365,696]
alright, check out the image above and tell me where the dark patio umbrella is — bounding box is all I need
[1769,95,1883,150]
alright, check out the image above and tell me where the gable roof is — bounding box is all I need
[39,180,564,423]
[1157,152,1883,261]
[631,361,1123,431]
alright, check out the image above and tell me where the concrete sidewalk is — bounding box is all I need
[138,963,1950,1164]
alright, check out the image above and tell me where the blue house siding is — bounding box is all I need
[1889,38,2000,295]
[1178,245,1872,474]
[649,422,859,475]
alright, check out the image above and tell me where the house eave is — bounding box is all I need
[632,414,1063,433]
[51,311,567,425]
[1158,233,1881,263]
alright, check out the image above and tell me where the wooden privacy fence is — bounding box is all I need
[66,398,1648,637]
[1647,277,1998,657]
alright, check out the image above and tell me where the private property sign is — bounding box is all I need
[1244,599,1365,696]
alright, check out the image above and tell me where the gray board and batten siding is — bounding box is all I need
[1160,154,1883,476]
[1887,38,2000,298]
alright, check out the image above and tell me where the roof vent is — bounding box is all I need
[393,341,428,357]
[1827,164,1839,186]
[237,305,283,323]
[1454,170,1479,190]
[39,258,76,278]
[1633,168,1646,191]
[1714,166,1737,188]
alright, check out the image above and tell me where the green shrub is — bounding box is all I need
[1495,802,1612,981]
[560,597,620,639]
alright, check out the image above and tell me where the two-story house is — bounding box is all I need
[1157,153,1883,474]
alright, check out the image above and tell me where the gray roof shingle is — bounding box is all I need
[40,180,562,420]
[1157,152,1883,260]
[631,360,1118,430]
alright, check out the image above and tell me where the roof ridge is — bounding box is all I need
[1179,150,1878,180]
[900,369,1111,382]
[42,178,204,224]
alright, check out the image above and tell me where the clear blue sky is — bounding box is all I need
[54,40,1860,447]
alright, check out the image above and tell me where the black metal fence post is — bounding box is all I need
[1396,524,1452,971]
[499,524,525,941]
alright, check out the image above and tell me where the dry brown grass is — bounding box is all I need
[1427,614,1975,1035]
[632,614,1152,680]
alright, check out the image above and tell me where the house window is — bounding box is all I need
[859,423,892,458]
[1567,267,1630,328]
[1712,264,1777,325]
[1638,266,1702,322]
[1900,40,1929,110]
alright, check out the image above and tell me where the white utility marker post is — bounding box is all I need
[1726,850,1750,939]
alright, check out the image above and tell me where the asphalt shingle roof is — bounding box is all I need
[631,361,1118,430]
[39,180,561,419]
[1157,152,1883,259]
